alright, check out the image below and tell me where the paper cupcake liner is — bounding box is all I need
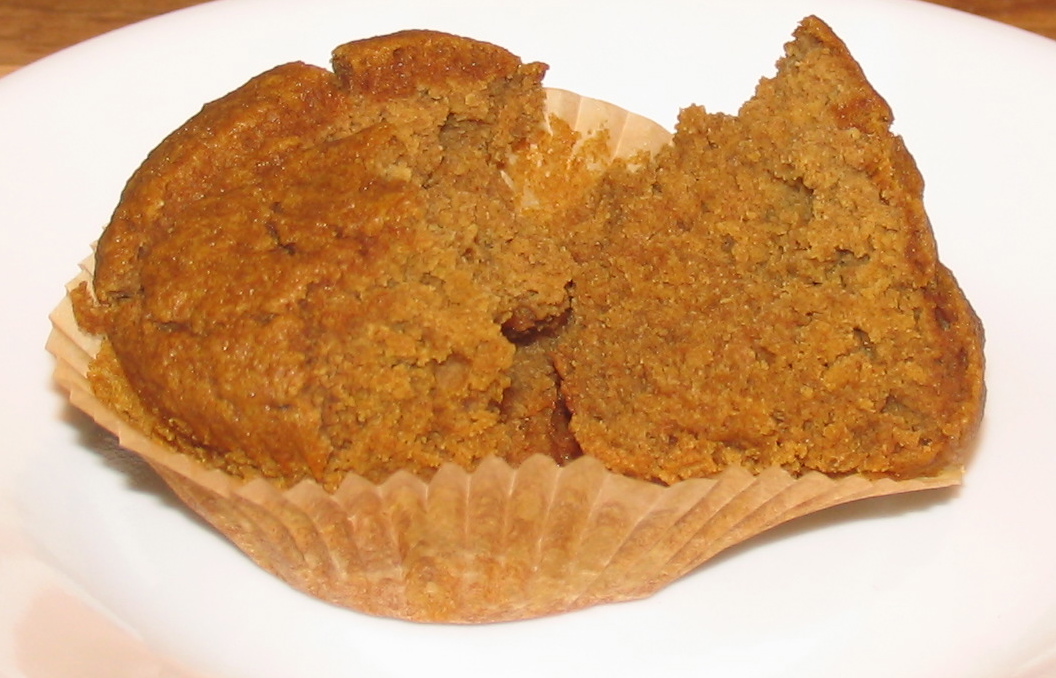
[544,87,672,159]
[46,90,961,623]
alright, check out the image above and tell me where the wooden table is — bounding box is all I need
[1,0,1054,78]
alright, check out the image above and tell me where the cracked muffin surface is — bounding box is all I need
[83,31,591,487]
[75,19,984,491]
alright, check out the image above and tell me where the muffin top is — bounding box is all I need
[84,31,592,487]
[77,19,984,490]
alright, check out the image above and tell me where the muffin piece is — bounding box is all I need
[54,20,986,623]
[553,16,984,484]
[82,31,591,488]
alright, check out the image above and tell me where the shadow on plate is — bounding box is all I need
[703,417,988,572]
[697,480,963,577]
[54,392,215,533]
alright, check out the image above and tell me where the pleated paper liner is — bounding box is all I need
[46,90,961,624]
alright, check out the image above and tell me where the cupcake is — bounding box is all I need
[48,18,984,623]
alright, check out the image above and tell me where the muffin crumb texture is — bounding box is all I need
[79,18,984,491]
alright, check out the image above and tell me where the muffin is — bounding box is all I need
[49,18,984,622]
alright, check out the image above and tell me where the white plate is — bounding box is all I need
[2,0,1055,676]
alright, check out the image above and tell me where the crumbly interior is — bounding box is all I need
[553,23,984,484]
[76,19,984,490]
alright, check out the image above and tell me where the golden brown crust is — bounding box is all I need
[88,31,589,488]
[332,30,526,99]
[81,19,984,492]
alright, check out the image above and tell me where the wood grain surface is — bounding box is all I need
[1,0,1054,78]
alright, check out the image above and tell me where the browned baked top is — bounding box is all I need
[553,17,985,483]
[77,19,984,489]
[84,31,588,487]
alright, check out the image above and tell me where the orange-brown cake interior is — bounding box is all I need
[73,19,984,492]
[552,17,984,484]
